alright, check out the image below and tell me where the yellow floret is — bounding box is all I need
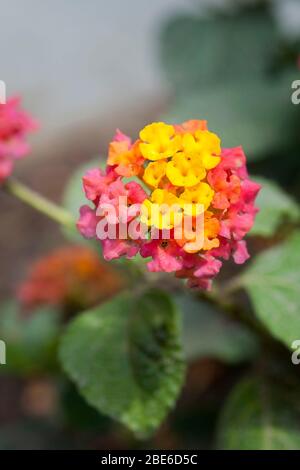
[143,160,167,188]
[166,152,206,187]
[141,189,183,230]
[139,122,181,161]
[179,182,214,216]
[194,130,221,169]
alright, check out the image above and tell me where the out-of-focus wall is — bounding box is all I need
[0,0,196,137]
[1,0,298,140]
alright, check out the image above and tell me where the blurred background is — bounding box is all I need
[0,0,299,449]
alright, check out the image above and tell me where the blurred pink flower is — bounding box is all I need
[0,96,37,183]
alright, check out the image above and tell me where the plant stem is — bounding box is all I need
[220,275,244,298]
[3,177,75,229]
[210,278,280,353]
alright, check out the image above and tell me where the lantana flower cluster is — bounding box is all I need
[78,120,260,289]
[19,246,124,311]
[0,97,37,183]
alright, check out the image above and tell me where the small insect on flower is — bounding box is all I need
[77,120,261,290]
[0,97,37,183]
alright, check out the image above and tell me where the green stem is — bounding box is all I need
[210,278,280,352]
[220,275,244,298]
[3,178,75,229]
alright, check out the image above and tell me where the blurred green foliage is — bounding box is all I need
[1,0,300,451]
[218,376,300,449]
[160,3,299,164]
[241,232,300,348]
[0,302,59,375]
[178,292,260,363]
[250,176,300,237]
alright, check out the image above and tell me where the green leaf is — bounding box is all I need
[59,288,185,437]
[160,10,278,93]
[164,73,298,160]
[0,302,60,374]
[177,293,259,364]
[250,176,300,237]
[240,232,300,348]
[218,376,300,449]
